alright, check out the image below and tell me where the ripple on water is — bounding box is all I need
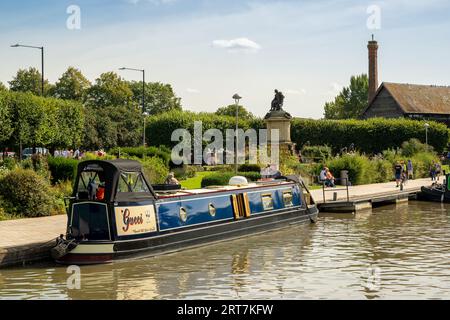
[1,202,450,299]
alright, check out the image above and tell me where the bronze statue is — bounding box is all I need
[270,89,285,111]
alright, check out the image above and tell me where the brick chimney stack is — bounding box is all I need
[368,34,379,102]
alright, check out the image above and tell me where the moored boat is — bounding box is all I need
[52,159,318,265]
[418,174,450,202]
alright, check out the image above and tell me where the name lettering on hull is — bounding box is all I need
[115,205,157,236]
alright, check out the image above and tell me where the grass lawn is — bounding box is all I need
[180,171,212,190]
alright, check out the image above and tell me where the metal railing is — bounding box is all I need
[322,178,350,203]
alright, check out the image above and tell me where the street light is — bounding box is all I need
[119,67,147,147]
[425,123,430,149]
[11,44,45,96]
[119,67,146,114]
[232,94,242,174]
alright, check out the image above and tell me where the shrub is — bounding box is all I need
[238,164,261,172]
[47,156,78,184]
[201,172,235,187]
[325,153,372,185]
[201,171,261,187]
[140,156,169,184]
[301,145,332,162]
[410,152,438,178]
[0,157,17,170]
[172,165,203,180]
[241,171,261,181]
[109,146,171,166]
[0,168,56,217]
[401,138,431,157]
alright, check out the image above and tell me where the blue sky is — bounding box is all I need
[1,0,449,118]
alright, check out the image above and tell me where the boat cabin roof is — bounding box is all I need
[74,159,156,202]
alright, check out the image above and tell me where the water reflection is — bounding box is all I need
[0,201,449,299]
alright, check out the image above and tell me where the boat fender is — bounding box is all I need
[51,236,77,260]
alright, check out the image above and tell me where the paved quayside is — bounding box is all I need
[0,177,438,268]
[310,177,438,212]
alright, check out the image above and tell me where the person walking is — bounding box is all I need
[394,162,403,187]
[430,163,437,182]
[407,160,414,180]
[435,162,442,181]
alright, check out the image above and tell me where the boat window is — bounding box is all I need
[261,194,274,211]
[283,190,294,207]
[179,207,188,222]
[117,172,149,193]
[208,203,216,217]
[70,203,110,240]
[77,171,105,200]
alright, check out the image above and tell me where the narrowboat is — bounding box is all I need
[52,159,318,265]
[418,174,450,202]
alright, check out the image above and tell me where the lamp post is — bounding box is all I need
[119,67,147,147]
[143,111,149,147]
[425,123,430,149]
[119,67,146,114]
[11,44,44,96]
[232,94,242,174]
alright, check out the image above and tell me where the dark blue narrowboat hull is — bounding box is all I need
[57,205,318,265]
[52,158,318,265]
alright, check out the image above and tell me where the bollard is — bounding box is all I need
[333,192,338,201]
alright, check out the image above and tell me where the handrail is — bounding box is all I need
[322,178,350,203]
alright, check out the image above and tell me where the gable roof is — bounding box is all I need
[366,82,450,115]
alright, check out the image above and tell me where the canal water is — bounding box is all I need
[0,201,449,300]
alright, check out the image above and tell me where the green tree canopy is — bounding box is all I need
[85,72,133,107]
[128,81,182,115]
[215,105,254,120]
[324,74,369,119]
[82,105,142,150]
[8,67,51,96]
[53,67,91,101]
[0,92,14,145]
[0,82,7,91]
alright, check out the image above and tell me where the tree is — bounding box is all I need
[8,67,51,96]
[0,92,13,146]
[128,81,182,115]
[0,82,7,91]
[82,104,142,150]
[324,74,369,119]
[216,105,254,120]
[85,72,133,107]
[53,67,91,101]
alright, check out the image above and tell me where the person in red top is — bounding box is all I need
[96,182,105,201]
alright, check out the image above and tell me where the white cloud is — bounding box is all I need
[284,89,307,96]
[328,82,343,95]
[186,88,200,94]
[212,38,261,53]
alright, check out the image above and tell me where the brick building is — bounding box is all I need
[361,37,450,125]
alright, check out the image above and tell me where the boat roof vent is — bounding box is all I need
[229,176,249,186]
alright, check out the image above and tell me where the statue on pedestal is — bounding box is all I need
[265,89,291,119]
[270,89,285,111]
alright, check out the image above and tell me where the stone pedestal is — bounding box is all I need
[264,110,295,153]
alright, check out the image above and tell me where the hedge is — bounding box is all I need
[146,110,265,149]
[292,118,449,154]
[0,91,84,151]
[47,156,78,184]
[109,146,171,166]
